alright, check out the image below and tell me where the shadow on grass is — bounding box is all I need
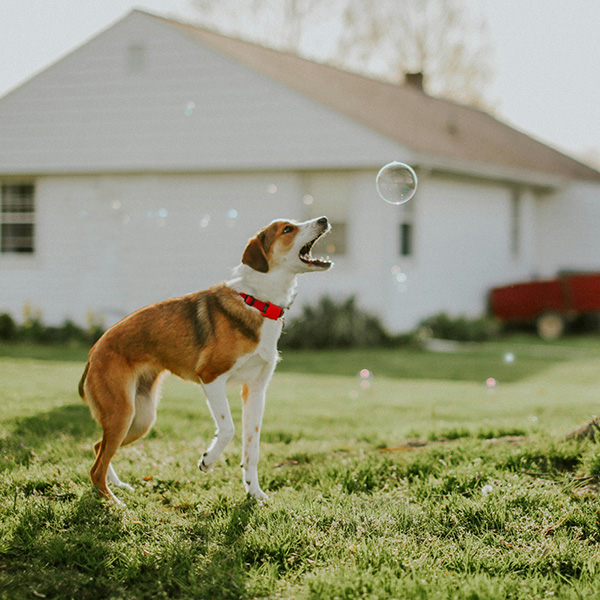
[1,492,261,600]
[189,497,260,599]
[11,403,97,442]
[1,404,97,471]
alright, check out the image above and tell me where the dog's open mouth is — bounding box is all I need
[299,231,333,269]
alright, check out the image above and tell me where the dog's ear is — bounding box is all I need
[242,234,269,273]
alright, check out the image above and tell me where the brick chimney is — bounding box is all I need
[405,72,424,91]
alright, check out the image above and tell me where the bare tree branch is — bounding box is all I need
[190,0,496,110]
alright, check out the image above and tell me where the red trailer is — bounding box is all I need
[490,272,600,339]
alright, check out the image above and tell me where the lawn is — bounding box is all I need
[1,337,600,599]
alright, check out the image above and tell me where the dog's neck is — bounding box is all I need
[227,264,299,309]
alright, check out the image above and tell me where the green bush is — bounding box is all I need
[0,312,103,346]
[418,312,500,342]
[280,296,398,349]
[0,313,17,340]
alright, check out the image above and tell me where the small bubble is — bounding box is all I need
[302,194,314,206]
[268,184,278,194]
[227,208,238,219]
[184,101,196,116]
[503,352,515,364]
[157,208,168,218]
[199,214,211,229]
[395,272,407,283]
[111,200,121,210]
[358,369,373,390]
[530,415,539,423]
[391,265,402,275]
[485,377,498,391]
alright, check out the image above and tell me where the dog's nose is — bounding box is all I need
[317,217,328,226]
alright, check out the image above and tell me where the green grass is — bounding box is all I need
[2,338,600,599]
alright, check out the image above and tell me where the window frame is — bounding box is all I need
[1,183,36,255]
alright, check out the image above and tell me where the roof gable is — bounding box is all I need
[0,11,406,175]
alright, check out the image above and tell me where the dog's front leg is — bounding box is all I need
[199,377,235,472]
[241,381,269,501]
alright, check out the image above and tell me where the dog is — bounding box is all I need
[78,217,332,506]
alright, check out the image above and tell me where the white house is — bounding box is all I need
[1,10,599,333]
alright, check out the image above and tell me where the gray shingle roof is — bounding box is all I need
[153,10,600,183]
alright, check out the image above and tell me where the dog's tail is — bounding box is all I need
[78,361,90,402]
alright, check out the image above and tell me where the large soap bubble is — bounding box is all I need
[376,161,418,205]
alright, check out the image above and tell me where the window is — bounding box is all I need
[399,222,413,257]
[302,172,350,258]
[397,197,415,258]
[1,184,35,254]
[126,43,147,73]
[510,188,521,257]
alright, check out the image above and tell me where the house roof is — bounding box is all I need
[151,11,600,184]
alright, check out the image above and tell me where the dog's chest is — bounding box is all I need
[228,319,282,384]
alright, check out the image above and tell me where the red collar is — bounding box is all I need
[239,293,285,320]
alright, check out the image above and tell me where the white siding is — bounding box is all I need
[536,182,600,277]
[0,173,303,326]
[382,177,539,331]
[3,171,600,333]
[0,12,406,175]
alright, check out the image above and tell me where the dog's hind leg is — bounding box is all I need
[198,377,235,472]
[93,440,134,492]
[87,363,137,506]
[90,419,134,507]
[95,370,164,495]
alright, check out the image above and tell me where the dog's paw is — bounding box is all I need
[114,481,135,492]
[110,497,127,509]
[245,482,269,502]
[198,454,212,473]
[107,467,135,492]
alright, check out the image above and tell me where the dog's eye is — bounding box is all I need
[282,225,294,234]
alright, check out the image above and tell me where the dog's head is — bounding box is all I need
[242,217,333,274]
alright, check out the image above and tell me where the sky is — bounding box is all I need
[1,0,599,166]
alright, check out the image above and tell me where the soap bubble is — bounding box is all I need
[376,162,418,205]
[184,101,196,116]
[226,208,238,228]
[302,195,314,206]
[485,377,498,391]
[503,352,515,364]
[358,369,373,390]
[199,214,211,229]
[267,184,278,194]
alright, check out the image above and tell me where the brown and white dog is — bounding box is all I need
[78,217,331,506]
